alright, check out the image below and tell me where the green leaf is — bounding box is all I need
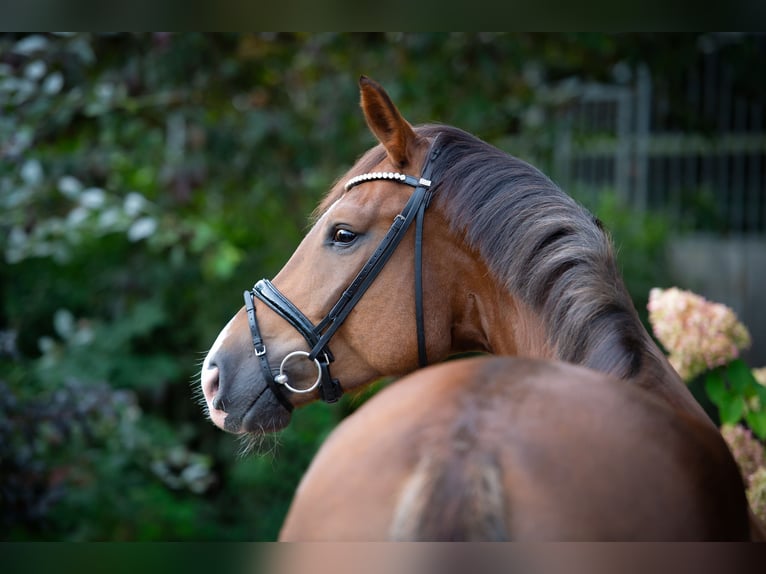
[718,394,746,425]
[753,381,766,405]
[726,359,758,395]
[745,410,766,441]
[704,369,728,407]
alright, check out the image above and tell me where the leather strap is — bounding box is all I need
[253,279,330,359]
[244,289,294,412]
[414,140,441,367]
[414,202,427,367]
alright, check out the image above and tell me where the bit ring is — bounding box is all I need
[274,351,322,394]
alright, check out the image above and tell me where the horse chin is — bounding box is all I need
[238,388,292,435]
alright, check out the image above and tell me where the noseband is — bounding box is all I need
[244,136,443,412]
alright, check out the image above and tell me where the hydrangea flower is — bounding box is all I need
[720,424,764,486]
[754,367,766,387]
[748,467,766,524]
[647,287,751,382]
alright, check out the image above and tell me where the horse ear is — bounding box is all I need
[359,76,423,169]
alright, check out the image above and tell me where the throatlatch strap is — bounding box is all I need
[414,200,428,368]
[414,138,441,367]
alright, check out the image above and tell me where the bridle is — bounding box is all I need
[244,136,443,412]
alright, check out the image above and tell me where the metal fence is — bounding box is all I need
[553,55,766,235]
[547,43,766,364]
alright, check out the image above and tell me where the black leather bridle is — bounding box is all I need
[244,136,443,412]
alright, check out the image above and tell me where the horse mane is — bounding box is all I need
[422,124,646,379]
[320,124,646,379]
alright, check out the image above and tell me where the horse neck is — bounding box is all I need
[461,272,713,426]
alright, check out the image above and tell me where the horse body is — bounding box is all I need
[280,357,749,541]
[199,76,760,539]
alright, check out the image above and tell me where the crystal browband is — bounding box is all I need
[344,171,431,192]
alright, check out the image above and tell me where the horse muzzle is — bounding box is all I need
[200,312,293,434]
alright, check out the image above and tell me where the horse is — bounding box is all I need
[199,76,761,538]
[278,356,749,540]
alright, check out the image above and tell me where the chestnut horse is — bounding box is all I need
[279,357,749,540]
[200,76,760,538]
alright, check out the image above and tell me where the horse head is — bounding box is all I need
[201,77,494,434]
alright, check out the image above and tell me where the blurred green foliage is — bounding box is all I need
[575,190,671,327]
[706,360,766,439]
[1,33,759,540]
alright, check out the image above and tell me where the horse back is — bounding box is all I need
[279,357,750,541]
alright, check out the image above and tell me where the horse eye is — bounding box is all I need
[332,228,357,245]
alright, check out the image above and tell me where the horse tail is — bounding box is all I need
[389,450,509,541]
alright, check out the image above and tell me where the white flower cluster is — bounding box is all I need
[648,287,751,382]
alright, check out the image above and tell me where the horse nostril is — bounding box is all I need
[209,367,219,393]
[201,366,224,410]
